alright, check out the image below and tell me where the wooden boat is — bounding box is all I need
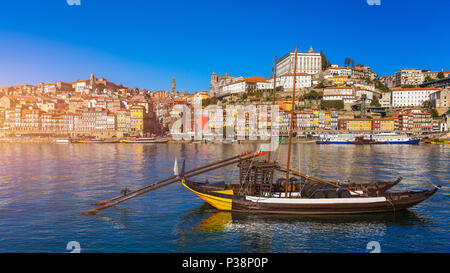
[72,138,118,143]
[430,141,450,145]
[181,160,439,215]
[121,137,168,143]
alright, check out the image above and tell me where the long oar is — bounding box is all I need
[91,152,252,206]
[80,153,260,215]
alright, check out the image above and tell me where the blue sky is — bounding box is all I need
[0,0,449,92]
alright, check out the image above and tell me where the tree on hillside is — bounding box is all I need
[424,75,433,82]
[437,72,445,79]
[202,97,218,107]
[344,58,350,67]
[301,90,323,100]
[429,108,440,119]
[373,78,390,92]
[370,97,381,107]
[321,51,332,70]
[316,81,326,88]
[320,100,344,110]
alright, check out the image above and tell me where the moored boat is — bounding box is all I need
[72,138,119,143]
[317,133,420,144]
[121,137,168,143]
[430,141,450,144]
[181,160,439,215]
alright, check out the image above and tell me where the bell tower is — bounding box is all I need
[210,72,217,96]
[171,77,176,93]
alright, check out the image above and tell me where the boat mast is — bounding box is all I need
[268,56,277,163]
[285,46,298,197]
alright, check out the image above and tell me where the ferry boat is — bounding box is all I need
[316,133,420,144]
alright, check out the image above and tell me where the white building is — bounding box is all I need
[323,87,373,104]
[270,73,312,91]
[276,47,322,77]
[221,77,268,96]
[323,87,357,103]
[392,87,439,107]
[394,69,424,87]
[328,66,353,77]
[379,92,392,107]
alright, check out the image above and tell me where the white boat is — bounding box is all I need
[121,137,168,143]
[316,133,419,144]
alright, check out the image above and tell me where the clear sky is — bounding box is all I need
[0,0,449,92]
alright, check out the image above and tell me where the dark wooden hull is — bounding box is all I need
[183,180,438,215]
[345,177,402,193]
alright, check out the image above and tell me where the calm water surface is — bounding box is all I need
[0,143,448,252]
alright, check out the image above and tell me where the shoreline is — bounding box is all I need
[0,138,317,144]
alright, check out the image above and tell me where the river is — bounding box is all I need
[0,143,448,252]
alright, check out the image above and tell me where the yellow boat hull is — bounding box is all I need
[182,181,233,211]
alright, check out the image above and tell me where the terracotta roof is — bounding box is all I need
[280,73,311,77]
[324,87,353,89]
[393,87,439,91]
[338,118,372,121]
[245,76,267,83]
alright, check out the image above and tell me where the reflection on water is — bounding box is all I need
[177,204,436,253]
[0,143,448,252]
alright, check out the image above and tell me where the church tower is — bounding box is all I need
[90,73,97,93]
[210,72,217,96]
[171,77,176,93]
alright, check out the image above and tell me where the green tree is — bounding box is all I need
[316,81,326,88]
[424,75,433,82]
[320,100,344,110]
[301,90,323,100]
[202,97,218,107]
[321,51,332,70]
[437,72,445,79]
[370,98,381,107]
[344,58,350,67]
[373,78,390,92]
[429,108,440,119]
